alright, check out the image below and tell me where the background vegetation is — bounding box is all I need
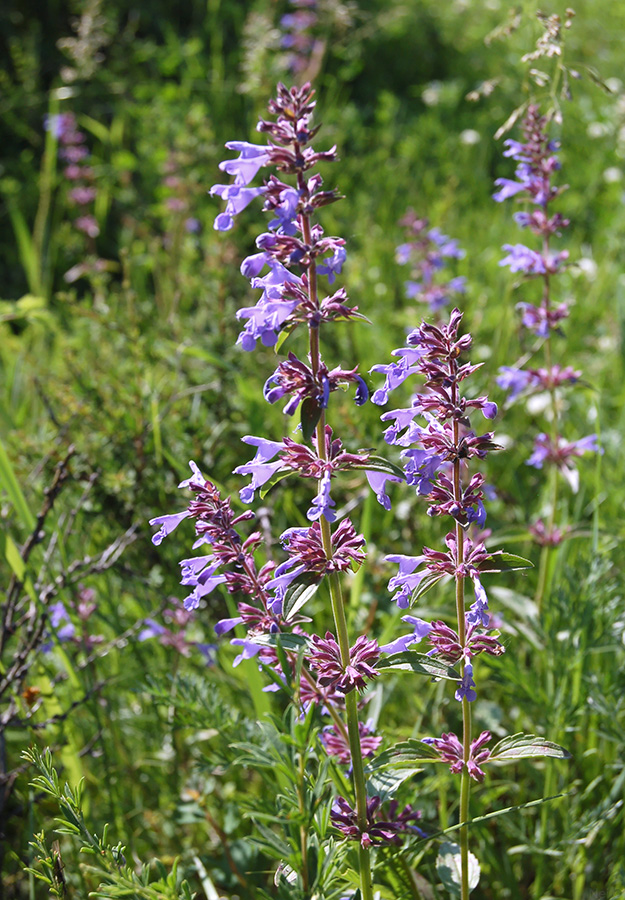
[1,1,624,897]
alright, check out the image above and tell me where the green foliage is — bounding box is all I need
[1,1,625,899]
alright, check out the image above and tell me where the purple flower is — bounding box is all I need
[423,730,492,782]
[385,554,426,608]
[526,433,601,491]
[492,177,527,202]
[138,618,167,641]
[307,468,336,522]
[499,243,546,275]
[236,260,302,350]
[370,352,425,407]
[317,245,347,284]
[218,141,270,185]
[182,559,227,611]
[381,615,431,653]
[149,510,191,545]
[210,183,268,232]
[49,602,76,642]
[309,631,380,694]
[497,366,533,400]
[74,215,100,238]
[331,796,424,847]
[234,435,286,503]
[455,661,477,702]
[365,469,404,510]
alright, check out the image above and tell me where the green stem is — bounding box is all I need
[325,558,374,900]
[460,698,472,900]
[297,749,310,894]
[453,416,471,900]
[302,193,373,900]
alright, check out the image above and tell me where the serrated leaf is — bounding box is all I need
[377,651,460,681]
[251,632,309,652]
[489,733,572,762]
[436,842,480,895]
[283,573,321,620]
[301,396,322,442]
[477,552,534,574]
[350,456,405,480]
[365,740,441,772]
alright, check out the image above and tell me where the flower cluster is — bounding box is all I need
[331,796,425,848]
[494,105,600,546]
[279,0,320,77]
[43,586,103,652]
[373,308,503,703]
[234,426,373,521]
[321,720,382,765]
[395,209,466,313]
[309,632,380,694]
[138,597,216,663]
[423,730,492,783]
[45,112,99,240]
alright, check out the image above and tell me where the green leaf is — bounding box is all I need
[377,651,460,681]
[436,842,480,895]
[489,733,572,762]
[411,572,446,602]
[367,766,421,802]
[79,114,111,144]
[275,323,297,353]
[283,573,321,620]
[4,201,41,295]
[0,437,36,530]
[477,552,534,574]
[365,740,442,773]
[349,455,405,479]
[251,632,310,652]
[259,468,293,498]
[301,396,322,442]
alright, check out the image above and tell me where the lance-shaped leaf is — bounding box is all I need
[377,651,460,681]
[477,552,534,574]
[489,733,572,762]
[365,740,442,773]
[251,632,310,653]
[349,455,406,479]
[259,468,294,499]
[301,396,322,442]
[282,572,321,621]
[411,571,447,603]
